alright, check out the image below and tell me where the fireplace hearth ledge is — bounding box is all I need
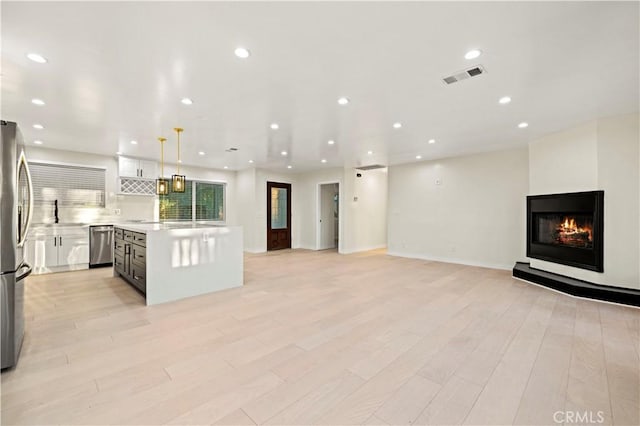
[513,262,640,308]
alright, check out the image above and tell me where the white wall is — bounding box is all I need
[342,167,388,254]
[529,114,640,289]
[236,168,258,252]
[529,121,599,195]
[387,148,529,270]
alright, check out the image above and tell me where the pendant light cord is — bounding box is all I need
[158,137,167,178]
[174,127,183,174]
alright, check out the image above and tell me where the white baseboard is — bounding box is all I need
[340,244,387,255]
[386,251,513,271]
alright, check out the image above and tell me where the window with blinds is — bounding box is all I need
[29,162,106,207]
[159,181,193,220]
[159,180,225,221]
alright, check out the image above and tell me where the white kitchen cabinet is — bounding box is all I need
[138,159,157,179]
[25,226,89,274]
[119,157,157,179]
[58,235,89,266]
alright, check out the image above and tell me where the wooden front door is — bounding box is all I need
[267,181,292,250]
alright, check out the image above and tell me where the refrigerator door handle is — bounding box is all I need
[16,262,32,282]
[16,150,34,247]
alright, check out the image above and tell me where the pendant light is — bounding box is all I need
[156,137,169,195]
[172,127,186,192]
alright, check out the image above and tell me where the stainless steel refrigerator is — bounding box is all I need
[1,120,34,370]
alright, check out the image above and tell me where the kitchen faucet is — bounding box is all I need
[54,199,59,224]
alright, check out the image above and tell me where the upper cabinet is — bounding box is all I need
[118,157,157,179]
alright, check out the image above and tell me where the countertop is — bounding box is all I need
[114,222,228,232]
[30,221,227,232]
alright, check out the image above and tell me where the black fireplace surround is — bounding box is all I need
[527,190,604,272]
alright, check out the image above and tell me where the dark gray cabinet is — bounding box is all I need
[114,227,146,294]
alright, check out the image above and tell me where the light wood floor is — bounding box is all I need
[1,249,638,425]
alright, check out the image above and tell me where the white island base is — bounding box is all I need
[114,224,243,305]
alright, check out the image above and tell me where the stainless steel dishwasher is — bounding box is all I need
[89,225,114,268]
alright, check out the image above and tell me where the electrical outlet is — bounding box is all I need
[435,178,442,186]
[113,208,121,215]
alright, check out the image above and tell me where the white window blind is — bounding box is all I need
[159,180,225,221]
[30,162,106,207]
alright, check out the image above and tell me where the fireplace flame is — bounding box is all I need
[559,216,592,241]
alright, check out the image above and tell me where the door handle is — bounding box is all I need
[59,236,62,246]
[16,262,33,282]
[54,236,57,247]
[17,150,34,248]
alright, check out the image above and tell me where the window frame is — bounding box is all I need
[159,179,226,223]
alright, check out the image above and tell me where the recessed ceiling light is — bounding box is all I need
[181,98,193,105]
[281,151,288,156]
[33,140,43,145]
[416,155,422,160]
[321,159,327,163]
[224,166,229,169]
[518,122,529,128]
[428,139,436,144]
[287,165,292,169]
[33,124,44,130]
[337,97,350,105]
[393,122,402,129]
[234,47,250,59]
[248,159,254,163]
[31,98,45,106]
[499,96,512,105]
[270,123,279,130]
[130,140,138,145]
[367,150,373,155]
[198,151,205,156]
[465,49,482,60]
[27,53,47,64]
[327,140,335,145]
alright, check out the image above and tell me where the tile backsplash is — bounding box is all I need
[32,194,156,224]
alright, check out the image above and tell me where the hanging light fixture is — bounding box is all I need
[172,127,186,192]
[156,137,169,195]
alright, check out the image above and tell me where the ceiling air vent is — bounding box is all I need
[442,65,487,85]
[356,164,387,171]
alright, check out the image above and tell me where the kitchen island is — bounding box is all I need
[113,223,243,305]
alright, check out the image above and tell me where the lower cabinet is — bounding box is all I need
[25,227,89,274]
[114,227,146,295]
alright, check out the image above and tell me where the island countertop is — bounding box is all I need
[113,222,227,232]
[113,224,243,305]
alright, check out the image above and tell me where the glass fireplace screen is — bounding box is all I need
[533,213,594,249]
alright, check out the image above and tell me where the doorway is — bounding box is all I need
[267,181,292,250]
[318,182,339,250]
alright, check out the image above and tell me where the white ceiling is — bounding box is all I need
[2,1,638,172]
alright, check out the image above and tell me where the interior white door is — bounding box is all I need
[319,184,337,250]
